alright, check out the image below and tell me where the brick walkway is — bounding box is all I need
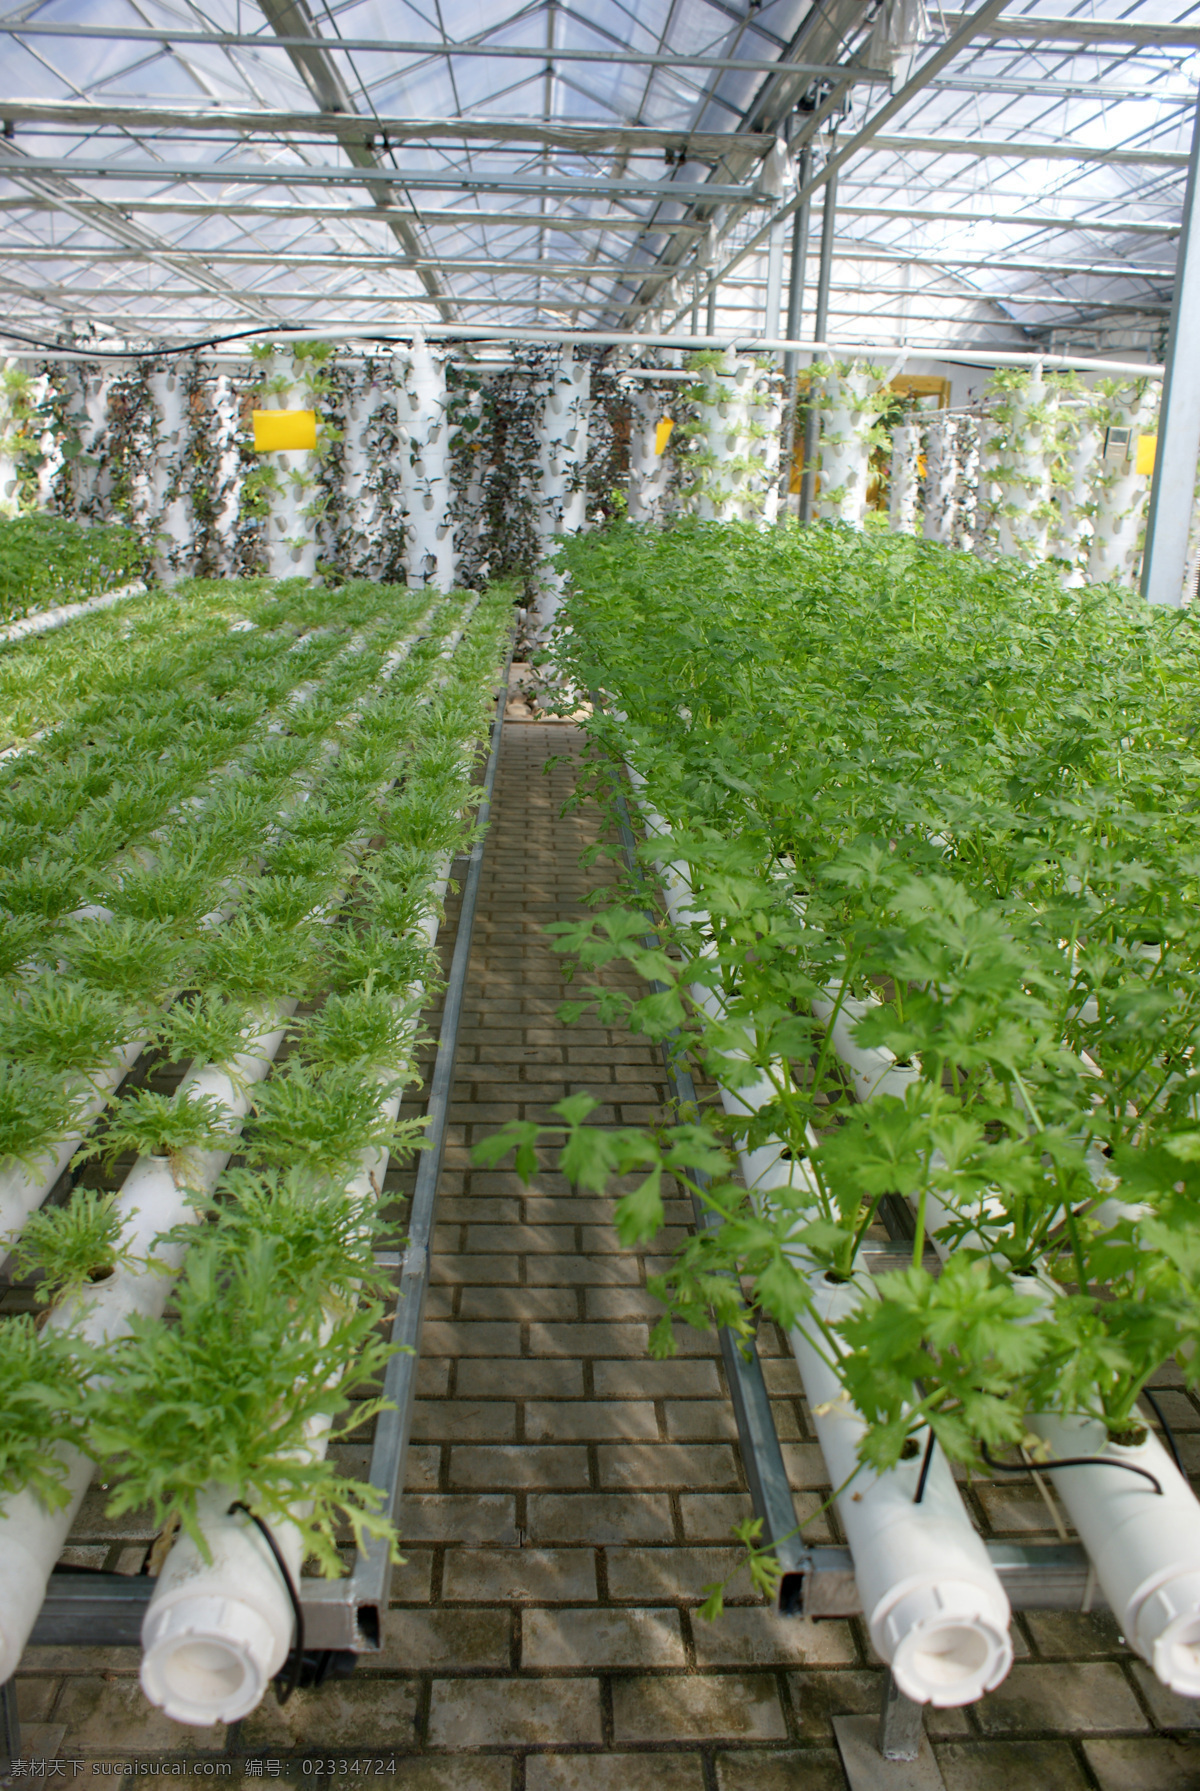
[9,722,1200,1788]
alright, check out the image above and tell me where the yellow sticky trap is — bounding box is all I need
[655,417,675,455]
[1136,433,1157,475]
[253,409,317,452]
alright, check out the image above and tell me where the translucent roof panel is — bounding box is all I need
[0,0,1193,356]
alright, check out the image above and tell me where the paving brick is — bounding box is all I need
[607,1546,755,1604]
[694,1608,857,1667]
[374,1607,511,1671]
[1129,1660,1200,1730]
[1023,1610,1126,1658]
[412,1402,517,1443]
[427,1677,602,1747]
[585,1286,667,1319]
[397,1494,518,1544]
[529,1322,651,1357]
[598,1441,739,1490]
[527,1492,675,1545]
[523,1606,686,1669]
[450,1444,590,1489]
[715,1752,849,1791]
[442,1547,597,1605]
[431,1253,521,1285]
[976,1662,1149,1735]
[612,1673,787,1742]
[458,1286,579,1321]
[526,1253,642,1285]
[974,1484,1065,1534]
[466,1224,577,1253]
[404,1442,441,1490]
[420,1320,523,1357]
[594,1359,721,1398]
[1083,1738,1200,1789]
[936,1740,1092,1790]
[664,1400,739,1441]
[526,1399,659,1441]
[458,1359,585,1398]
[50,1674,228,1754]
[528,1756,706,1791]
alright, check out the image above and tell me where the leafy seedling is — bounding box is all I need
[11,1187,140,1307]
[0,1316,91,1515]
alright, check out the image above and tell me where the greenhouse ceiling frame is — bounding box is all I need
[0,0,1191,358]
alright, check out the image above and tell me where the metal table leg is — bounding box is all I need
[0,1677,20,1776]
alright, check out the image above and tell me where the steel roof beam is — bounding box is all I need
[834,202,1178,238]
[0,242,1171,281]
[867,133,1189,168]
[939,11,1200,47]
[0,196,707,233]
[0,19,890,80]
[0,155,774,203]
[0,105,781,158]
[257,0,453,323]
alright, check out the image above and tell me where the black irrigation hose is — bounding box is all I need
[227,1500,305,1705]
[979,1440,1163,1496]
[913,1428,937,1504]
[1141,1387,1186,1477]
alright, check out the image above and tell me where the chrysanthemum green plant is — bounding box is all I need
[88,1235,402,1576]
[10,1187,141,1306]
[0,1316,91,1514]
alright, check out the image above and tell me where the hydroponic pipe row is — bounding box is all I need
[0,582,511,1714]
[0,583,443,1259]
[491,519,1200,1702]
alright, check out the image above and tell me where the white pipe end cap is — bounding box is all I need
[1136,1573,1200,1697]
[880,1585,1013,1708]
[141,1594,279,1726]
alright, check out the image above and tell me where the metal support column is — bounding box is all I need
[706,287,717,335]
[832,1672,947,1791]
[779,144,813,517]
[763,217,787,349]
[1141,85,1200,607]
[799,152,837,524]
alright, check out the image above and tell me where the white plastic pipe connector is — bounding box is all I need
[792,1270,1013,1705]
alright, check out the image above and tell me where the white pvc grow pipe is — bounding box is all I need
[805,978,1200,1699]
[623,767,1014,1705]
[138,611,482,1724]
[0,579,147,647]
[0,999,296,1686]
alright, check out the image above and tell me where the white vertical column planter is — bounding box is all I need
[261,352,320,581]
[922,413,957,544]
[691,351,750,523]
[65,365,114,522]
[34,373,59,513]
[139,365,192,582]
[816,361,881,528]
[889,421,921,535]
[1088,383,1159,587]
[340,365,386,579]
[210,375,244,576]
[628,385,673,523]
[751,364,783,527]
[0,360,26,516]
[955,416,980,550]
[534,351,591,629]
[399,338,457,592]
[1055,403,1104,581]
[991,371,1057,563]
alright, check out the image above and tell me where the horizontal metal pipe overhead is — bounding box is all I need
[0,155,772,203]
[0,102,778,159]
[0,197,706,233]
[37,283,1166,316]
[5,242,1172,281]
[940,10,1200,45]
[835,202,1179,238]
[0,319,1162,377]
[867,133,1190,168]
[0,20,891,80]
[926,76,1199,103]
